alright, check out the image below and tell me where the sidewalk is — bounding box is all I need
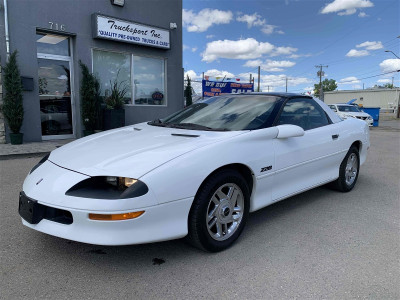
[0,138,74,160]
[0,119,399,160]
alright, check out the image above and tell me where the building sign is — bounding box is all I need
[202,80,254,97]
[92,14,170,49]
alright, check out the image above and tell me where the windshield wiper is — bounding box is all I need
[170,123,230,131]
[148,119,168,127]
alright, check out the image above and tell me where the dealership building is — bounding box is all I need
[0,0,183,143]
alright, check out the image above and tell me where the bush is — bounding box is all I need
[2,51,24,133]
[79,60,98,131]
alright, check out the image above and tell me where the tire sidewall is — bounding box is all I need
[192,170,250,252]
[339,146,360,192]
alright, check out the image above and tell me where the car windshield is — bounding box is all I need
[150,95,280,131]
[338,105,361,112]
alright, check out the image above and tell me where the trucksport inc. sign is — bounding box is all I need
[202,80,254,97]
[92,14,170,49]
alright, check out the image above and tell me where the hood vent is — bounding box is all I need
[171,133,199,138]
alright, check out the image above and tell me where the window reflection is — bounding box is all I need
[93,50,131,103]
[36,33,70,56]
[133,56,165,105]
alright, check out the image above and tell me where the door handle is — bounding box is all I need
[332,134,339,140]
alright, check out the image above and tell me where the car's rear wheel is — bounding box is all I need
[333,146,360,192]
[187,169,250,252]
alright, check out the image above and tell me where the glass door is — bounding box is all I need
[37,33,74,140]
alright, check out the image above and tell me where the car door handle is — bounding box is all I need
[332,134,339,140]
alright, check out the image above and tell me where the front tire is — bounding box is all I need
[333,146,360,192]
[187,169,250,252]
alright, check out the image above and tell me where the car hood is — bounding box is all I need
[49,123,245,178]
[339,111,371,117]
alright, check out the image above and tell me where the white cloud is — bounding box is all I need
[192,47,198,52]
[184,70,200,80]
[271,46,298,57]
[206,35,215,39]
[346,49,369,57]
[321,0,374,16]
[244,59,296,72]
[202,38,274,62]
[243,59,263,68]
[289,53,313,59]
[379,59,400,73]
[182,9,233,32]
[204,69,235,78]
[358,12,368,17]
[356,41,383,50]
[239,72,311,89]
[377,79,391,83]
[183,44,189,51]
[202,38,297,62]
[261,24,285,35]
[236,13,265,28]
[339,76,360,84]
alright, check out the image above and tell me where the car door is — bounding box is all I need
[272,98,343,201]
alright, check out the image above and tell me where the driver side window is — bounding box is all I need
[277,98,330,130]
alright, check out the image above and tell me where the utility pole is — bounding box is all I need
[268,86,270,92]
[315,64,328,101]
[285,77,288,92]
[257,66,261,92]
[250,74,252,84]
[392,77,394,88]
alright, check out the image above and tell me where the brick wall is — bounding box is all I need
[0,64,5,144]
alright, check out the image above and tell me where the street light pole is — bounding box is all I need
[384,50,400,59]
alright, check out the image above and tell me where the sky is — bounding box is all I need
[182,0,400,95]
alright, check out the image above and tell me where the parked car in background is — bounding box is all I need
[328,104,373,127]
[19,93,370,252]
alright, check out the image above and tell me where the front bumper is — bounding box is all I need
[20,195,193,246]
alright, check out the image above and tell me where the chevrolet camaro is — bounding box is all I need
[19,93,370,252]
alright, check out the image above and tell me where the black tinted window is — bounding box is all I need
[277,98,330,130]
[161,95,280,131]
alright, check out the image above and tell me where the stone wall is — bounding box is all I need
[0,64,5,144]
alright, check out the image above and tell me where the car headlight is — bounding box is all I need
[66,176,148,199]
[30,153,50,174]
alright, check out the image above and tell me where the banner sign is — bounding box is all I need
[92,14,170,49]
[202,80,254,97]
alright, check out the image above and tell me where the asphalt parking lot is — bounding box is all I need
[1,127,399,299]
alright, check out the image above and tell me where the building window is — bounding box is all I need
[92,49,166,106]
[133,56,165,105]
[92,50,131,103]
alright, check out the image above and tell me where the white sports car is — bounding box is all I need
[19,93,370,252]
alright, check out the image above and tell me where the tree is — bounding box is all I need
[79,60,98,132]
[314,79,337,99]
[184,75,193,106]
[383,83,394,89]
[2,51,24,134]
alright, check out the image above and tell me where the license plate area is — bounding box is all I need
[19,192,45,224]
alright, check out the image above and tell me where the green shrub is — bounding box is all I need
[2,51,24,133]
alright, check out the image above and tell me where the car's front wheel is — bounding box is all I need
[333,145,360,192]
[187,169,250,252]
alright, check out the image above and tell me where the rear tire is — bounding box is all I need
[187,169,250,252]
[333,146,360,192]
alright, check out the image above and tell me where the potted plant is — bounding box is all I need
[2,51,24,144]
[103,72,128,130]
[79,60,99,136]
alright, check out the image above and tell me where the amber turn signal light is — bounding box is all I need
[89,211,145,221]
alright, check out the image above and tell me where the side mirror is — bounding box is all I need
[276,124,305,139]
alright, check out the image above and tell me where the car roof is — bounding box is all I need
[236,92,313,99]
